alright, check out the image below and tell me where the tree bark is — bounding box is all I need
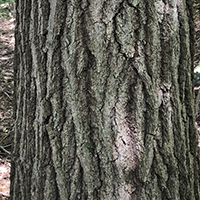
[11,0,200,199]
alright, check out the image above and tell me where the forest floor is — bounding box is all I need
[0,4,199,200]
[0,4,14,199]
[0,14,14,150]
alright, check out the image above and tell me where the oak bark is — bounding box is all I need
[11,0,200,199]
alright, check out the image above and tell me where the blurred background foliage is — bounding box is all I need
[0,0,14,4]
[0,0,14,19]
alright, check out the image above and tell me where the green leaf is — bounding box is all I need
[194,64,200,73]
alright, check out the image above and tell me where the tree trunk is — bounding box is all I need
[194,0,200,67]
[11,0,200,199]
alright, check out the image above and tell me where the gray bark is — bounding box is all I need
[11,0,200,199]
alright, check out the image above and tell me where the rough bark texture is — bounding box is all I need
[11,0,200,199]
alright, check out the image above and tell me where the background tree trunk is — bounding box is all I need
[11,0,200,199]
[194,0,200,67]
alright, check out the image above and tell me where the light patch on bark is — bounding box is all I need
[118,182,136,200]
[46,0,57,97]
[47,0,57,45]
[155,0,165,22]
[113,102,138,171]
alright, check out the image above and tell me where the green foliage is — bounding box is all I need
[0,0,14,19]
[0,7,9,18]
[194,64,200,72]
[0,0,14,4]
[194,65,200,86]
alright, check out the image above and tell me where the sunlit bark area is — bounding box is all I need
[10,0,200,199]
